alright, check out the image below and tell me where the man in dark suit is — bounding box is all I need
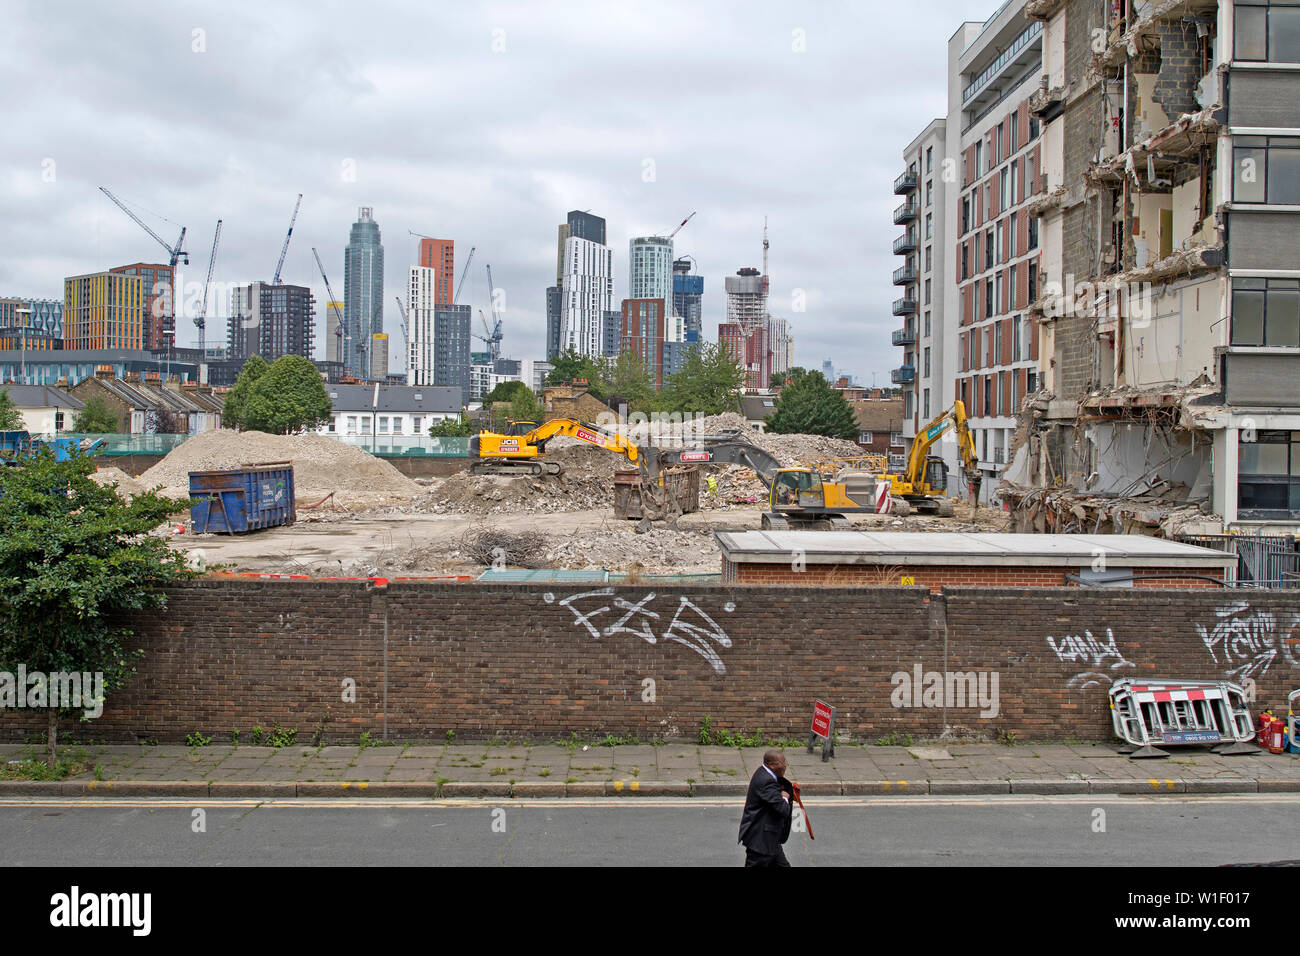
[738,749,798,867]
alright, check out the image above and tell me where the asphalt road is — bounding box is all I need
[2,794,1298,866]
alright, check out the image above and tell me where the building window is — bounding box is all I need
[924,311,932,337]
[1010,213,1018,257]
[1029,115,1040,140]
[961,244,969,280]
[1233,138,1300,204]
[985,229,994,270]
[962,196,971,234]
[1232,278,1300,346]
[926,181,933,207]
[1028,215,1039,250]
[926,146,933,173]
[925,213,933,239]
[890,431,903,445]
[413,416,423,433]
[924,347,931,377]
[859,431,874,445]
[1028,263,1039,302]
[923,388,931,418]
[924,279,932,306]
[347,415,358,434]
[1000,167,1009,209]
[1027,370,1037,393]
[925,246,933,272]
[1238,430,1300,518]
[1013,314,1022,361]
[1236,2,1300,62]
[985,281,994,318]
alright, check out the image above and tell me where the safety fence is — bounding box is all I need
[1178,532,1300,589]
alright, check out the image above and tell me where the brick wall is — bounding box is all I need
[3,580,1296,745]
[726,563,1223,590]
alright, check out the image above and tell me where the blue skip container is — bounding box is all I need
[189,462,296,534]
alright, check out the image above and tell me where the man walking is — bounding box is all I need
[738,749,798,867]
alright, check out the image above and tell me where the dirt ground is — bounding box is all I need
[172,498,1009,578]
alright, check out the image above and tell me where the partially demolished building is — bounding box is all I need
[999,0,1300,535]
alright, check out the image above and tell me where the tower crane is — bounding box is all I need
[664,210,697,240]
[394,295,409,355]
[311,246,353,377]
[482,264,504,363]
[453,246,475,305]
[272,193,303,284]
[97,186,189,268]
[195,220,222,355]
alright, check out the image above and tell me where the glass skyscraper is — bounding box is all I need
[344,207,384,378]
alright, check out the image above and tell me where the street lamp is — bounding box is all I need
[14,307,32,384]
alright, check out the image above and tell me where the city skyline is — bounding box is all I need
[0,0,993,380]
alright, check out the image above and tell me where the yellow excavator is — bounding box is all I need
[877,400,981,516]
[468,418,642,477]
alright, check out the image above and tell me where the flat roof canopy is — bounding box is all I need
[714,531,1237,569]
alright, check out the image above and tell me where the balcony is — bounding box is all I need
[962,20,1044,108]
[892,264,917,285]
[893,201,918,225]
[892,297,917,317]
[892,327,916,347]
[894,170,918,195]
[893,233,917,255]
[891,365,916,385]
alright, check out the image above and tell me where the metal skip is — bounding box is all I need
[1109,678,1255,759]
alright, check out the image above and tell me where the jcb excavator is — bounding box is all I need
[877,400,981,516]
[643,441,888,530]
[468,418,642,477]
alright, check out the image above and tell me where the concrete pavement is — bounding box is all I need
[4,739,1300,797]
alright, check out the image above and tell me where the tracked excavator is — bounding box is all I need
[468,418,642,477]
[643,441,889,530]
[876,400,981,516]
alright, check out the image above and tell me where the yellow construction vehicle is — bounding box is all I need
[877,400,981,516]
[468,417,642,477]
[644,442,888,530]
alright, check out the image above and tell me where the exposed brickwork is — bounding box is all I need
[2,580,1293,745]
[1152,22,1203,121]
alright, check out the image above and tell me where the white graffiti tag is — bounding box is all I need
[1196,602,1300,681]
[545,590,733,674]
[1045,628,1135,691]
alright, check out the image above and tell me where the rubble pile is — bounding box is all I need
[90,467,149,498]
[139,429,423,509]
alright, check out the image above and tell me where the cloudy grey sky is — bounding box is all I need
[2,0,994,384]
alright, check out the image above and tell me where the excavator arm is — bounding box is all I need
[904,400,980,495]
[640,442,783,487]
[469,417,641,476]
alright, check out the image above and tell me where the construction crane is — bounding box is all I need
[195,220,222,355]
[311,246,352,376]
[663,210,697,240]
[272,193,303,284]
[97,186,189,268]
[482,264,504,362]
[394,295,409,355]
[453,245,475,305]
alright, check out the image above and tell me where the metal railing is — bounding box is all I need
[63,433,192,455]
[334,435,471,458]
[1177,533,1300,589]
[962,20,1043,105]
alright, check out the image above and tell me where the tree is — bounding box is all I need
[0,387,24,431]
[606,351,656,414]
[764,368,859,439]
[506,388,544,426]
[222,355,269,431]
[545,348,609,398]
[0,450,196,767]
[239,355,332,435]
[428,415,474,437]
[482,380,532,406]
[660,342,746,415]
[70,395,120,434]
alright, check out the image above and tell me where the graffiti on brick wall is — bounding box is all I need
[1196,601,1300,682]
[1045,628,1135,691]
[544,589,734,675]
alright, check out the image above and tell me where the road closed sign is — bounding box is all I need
[811,700,833,739]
